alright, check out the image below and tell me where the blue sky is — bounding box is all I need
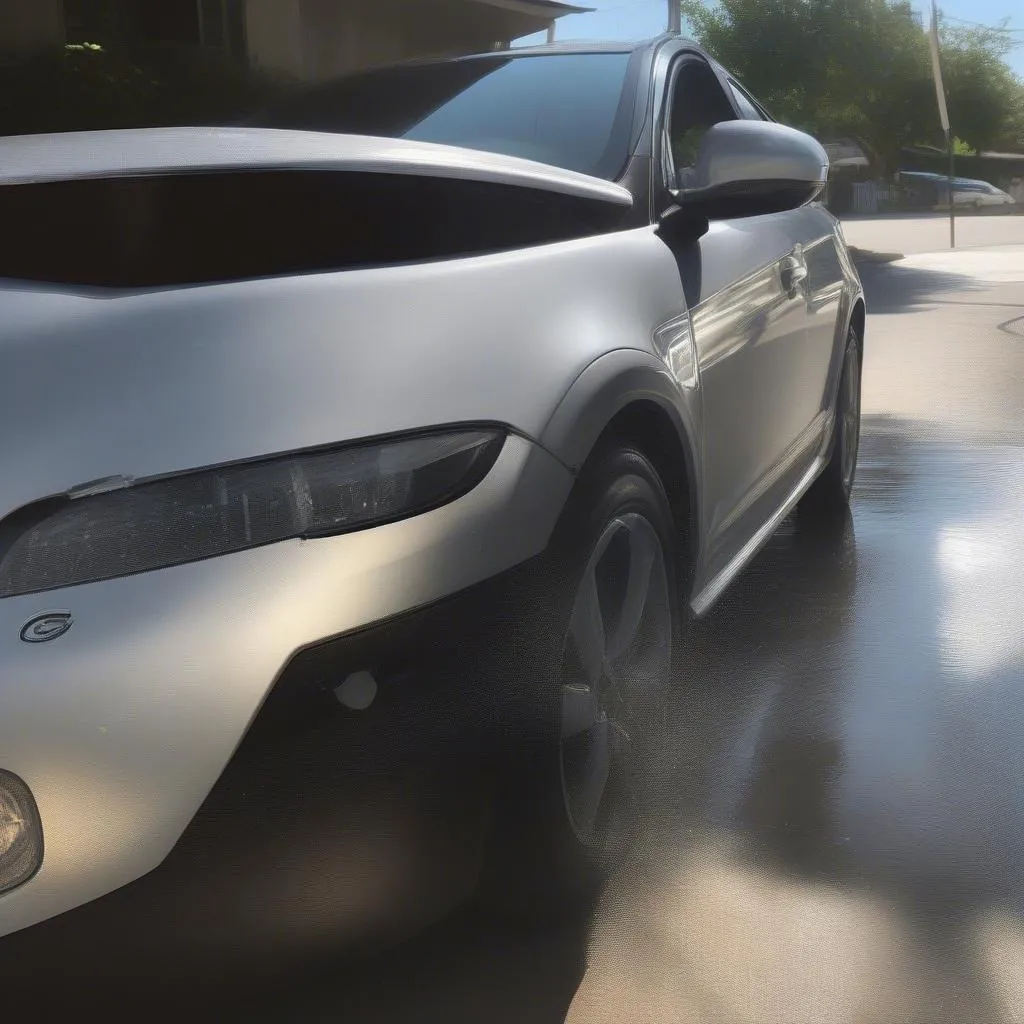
[515,0,1024,76]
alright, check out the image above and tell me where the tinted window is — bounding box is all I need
[252,53,636,181]
[667,59,738,176]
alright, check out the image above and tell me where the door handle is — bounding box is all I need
[781,256,808,292]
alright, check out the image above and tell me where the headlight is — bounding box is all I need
[0,771,43,895]
[0,429,504,599]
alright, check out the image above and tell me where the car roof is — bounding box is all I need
[502,34,682,56]
[501,40,639,55]
[901,171,998,189]
[345,34,690,69]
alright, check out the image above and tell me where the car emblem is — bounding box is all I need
[20,613,73,644]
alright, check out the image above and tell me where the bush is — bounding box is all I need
[0,41,295,136]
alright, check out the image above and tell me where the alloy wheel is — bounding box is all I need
[840,342,861,491]
[558,512,672,846]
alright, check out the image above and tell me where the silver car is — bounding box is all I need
[952,177,1016,209]
[0,35,863,976]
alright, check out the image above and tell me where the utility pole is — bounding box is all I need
[929,2,955,248]
[547,20,556,45]
[668,0,681,35]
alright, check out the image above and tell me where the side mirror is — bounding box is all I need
[672,120,828,219]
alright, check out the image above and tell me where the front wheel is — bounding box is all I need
[480,442,683,916]
[800,325,862,516]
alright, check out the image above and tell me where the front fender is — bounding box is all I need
[539,347,703,544]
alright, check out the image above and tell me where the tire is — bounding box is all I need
[479,441,683,919]
[800,324,862,516]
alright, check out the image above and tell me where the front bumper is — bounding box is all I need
[0,434,572,943]
[2,556,552,991]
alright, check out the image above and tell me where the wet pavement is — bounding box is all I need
[34,245,1024,1022]
[569,247,1024,1024]
[565,248,1024,1024]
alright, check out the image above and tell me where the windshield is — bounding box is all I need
[251,52,637,181]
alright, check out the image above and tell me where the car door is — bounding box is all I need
[725,73,848,459]
[654,53,829,585]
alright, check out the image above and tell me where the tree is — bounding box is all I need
[940,20,1024,153]
[679,0,1024,173]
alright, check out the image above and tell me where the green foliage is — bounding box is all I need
[679,0,1024,172]
[940,21,1024,153]
[0,40,294,137]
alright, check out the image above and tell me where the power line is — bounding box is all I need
[941,14,1024,33]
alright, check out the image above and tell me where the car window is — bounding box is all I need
[728,79,763,121]
[251,52,636,181]
[666,58,738,181]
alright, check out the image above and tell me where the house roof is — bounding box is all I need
[467,0,596,18]
[823,138,870,169]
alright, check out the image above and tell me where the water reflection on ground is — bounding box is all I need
[569,419,1024,1024]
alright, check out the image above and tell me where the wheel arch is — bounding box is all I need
[539,350,702,579]
[849,296,865,350]
[600,400,699,583]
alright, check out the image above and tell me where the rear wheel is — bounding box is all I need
[800,324,861,516]
[481,442,682,916]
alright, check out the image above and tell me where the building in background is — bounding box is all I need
[820,137,873,215]
[1,0,590,77]
[245,0,591,79]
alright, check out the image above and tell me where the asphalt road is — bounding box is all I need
[37,229,1024,1022]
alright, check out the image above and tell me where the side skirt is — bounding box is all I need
[689,451,828,619]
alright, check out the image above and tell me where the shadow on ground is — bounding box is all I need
[856,260,985,314]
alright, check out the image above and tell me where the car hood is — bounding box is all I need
[0,221,683,520]
[0,126,633,207]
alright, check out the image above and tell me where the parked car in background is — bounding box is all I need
[898,170,1016,210]
[0,34,863,985]
[952,177,1016,209]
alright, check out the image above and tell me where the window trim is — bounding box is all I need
[726,78,764,121]
[726,76,774,123]
[657,52,743,200]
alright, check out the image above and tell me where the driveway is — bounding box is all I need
[841,210,1024,256]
